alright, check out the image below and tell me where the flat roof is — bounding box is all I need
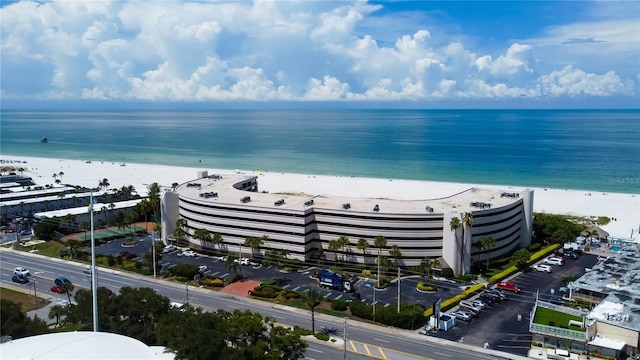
[34,199,142,218]
[0,189,111,207]
[0,186,76,202]
[571,245,640,297]
[176,174,524,214]
[587,292,640,332]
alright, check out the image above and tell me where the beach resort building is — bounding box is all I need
[161,172,533,275]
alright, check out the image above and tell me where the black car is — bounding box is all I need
[478,295,496,306]
[481,291,502,302]
[12,274,29,284]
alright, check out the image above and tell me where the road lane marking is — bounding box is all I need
[434,352,452,357]
[373,338,390,343]
[306,348,322,353]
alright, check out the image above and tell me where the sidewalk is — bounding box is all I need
[2,282,59,325]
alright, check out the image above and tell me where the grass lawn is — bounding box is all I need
[18,241,67,258]
[0,286,51,312]
[533,306,585,332]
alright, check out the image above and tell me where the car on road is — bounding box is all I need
[234,257,250,265]
[544,256,564,266]
[182,250,197,257]
[12,274,29,284]
[13,266,30,277]
[50,285,63,293]
[163,245,177,253]
[451,311,473,322]
[118,251,138,260]
[98,286,113,296]
[496,281,521,293]
[54,277,72,286]
[83,266,92,274]
[531,264,552,273]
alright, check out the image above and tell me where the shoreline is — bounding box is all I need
[2,154,638,240]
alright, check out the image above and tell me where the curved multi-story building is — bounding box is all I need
[161,171,533,275]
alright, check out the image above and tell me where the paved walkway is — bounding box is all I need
[219,279,260,297]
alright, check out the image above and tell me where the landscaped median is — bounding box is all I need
[423,283,485,318]
[487,243,561,284]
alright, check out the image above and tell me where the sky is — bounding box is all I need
[1,0,639,108]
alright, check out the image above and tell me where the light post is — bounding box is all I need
[343,317,347,360]
[152,231,157,279]
[372,280,376,323]
[33,278,38,310]
[89,190,98,332]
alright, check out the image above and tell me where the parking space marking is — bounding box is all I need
[221,272,229,277]
[282,284,291,289]
[293,286,301,291]
[383,303,390,307]
[212,271,220,276]
[334,294,343,300]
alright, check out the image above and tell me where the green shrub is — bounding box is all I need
[314,333,330,341]
[417,282,437,292]
[199,278,225,287]
[122,260,141,271]
[423,284,485,318]
[528,243,542,251]
[292,326,312,337]
[226,274,242,284]
[262,279,277,286]
[331,300,348,311]
[170,263,200,279]
[122,239,137,246]
[175,276,188,283]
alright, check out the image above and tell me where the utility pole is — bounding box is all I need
[343,317,347,360]
[33,278,37,310]
[90,190,98,332]
[185,281,189,304]
[372,281,376,322]
[397,266,401,313]
[152,231,157,279]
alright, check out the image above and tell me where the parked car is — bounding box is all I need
[118,251,137,260]
[457,308,479,318]
[485,288,507,300]
[564,251,579,260]
[451,311,473,322]
[235,257,250,265]
[163,245,177,253]
[478,295,496,306]
[218,256,228,262]
[459,300,483,312]
[13,266,30,277]
[544,256,564,266]
[496,281,521,293]
[532,264,552,273]
[50,285,63,293]
[182,250,197,257]
[12,274,29,284]
[472,299,488,309]
[346,292,361,302]
[54,277,72,286]
[481,291,503,302]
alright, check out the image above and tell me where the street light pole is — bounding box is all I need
[343,317,347,360]
[33,278,37,310]
[397,266,401,313]
[90,190,99,332]
[372,281,376,323]
[152,231,157,279]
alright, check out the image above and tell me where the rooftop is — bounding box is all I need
[587,292,640,332]
[176,173,524,215]
[571,245,640,297]
[34,199,142,218]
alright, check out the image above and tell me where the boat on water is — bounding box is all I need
[40,137,48,143]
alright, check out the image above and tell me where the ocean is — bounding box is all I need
[1,109,638,194]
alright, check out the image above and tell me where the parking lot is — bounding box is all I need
[430,252,599,357]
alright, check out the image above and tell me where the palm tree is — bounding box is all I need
[432,258,441,278]
[373,235,387,285]
[99,178,110,191]
[212,233,224,253]
[52,173,58,184]
[244,236,265,259]
[58,171,64,183]
[337,235,350,262]
[225,254,242,278]
[480,236,496,271]
[60,282,74,304]
[48,304,66,328]
[449,217,461,274]
[193,228,212,248]
[461,212,474,275]
[173,218,188,244]
[278,249,290,269]
[300,288,324,334]
[328,239,340,262]
[147,182,161,222]
[418,257,433,277]
[136,199,151,233]
[356,238,369,264]
[389,244,402,266]
[263,249,280,279]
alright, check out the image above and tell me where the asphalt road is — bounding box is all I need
[1,248,525,360]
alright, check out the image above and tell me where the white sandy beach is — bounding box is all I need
[3,155,639,240]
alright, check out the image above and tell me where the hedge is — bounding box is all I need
[249,283,301,299]
[488,243,561,284]
[423,283,485,318]
[417,282,437,292]
[331,300,348,311]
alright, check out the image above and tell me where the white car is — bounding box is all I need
[163,245,177,253]
[182,250,197,257]
[544,256,564,266]
[234,257,250,266]
[218,256,228,262]
[532,264,552,273]
[13,266,30,276]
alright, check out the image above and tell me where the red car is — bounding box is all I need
[51,285,63,293]
[118,251,137,260]
[496,281,521,293]
[98,286,113,296]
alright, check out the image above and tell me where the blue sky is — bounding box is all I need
[1,0,638,108]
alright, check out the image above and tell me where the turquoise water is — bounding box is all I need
[1,109,638,193]
[610,246,622,252]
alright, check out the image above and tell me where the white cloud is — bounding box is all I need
[0,0,636,104]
